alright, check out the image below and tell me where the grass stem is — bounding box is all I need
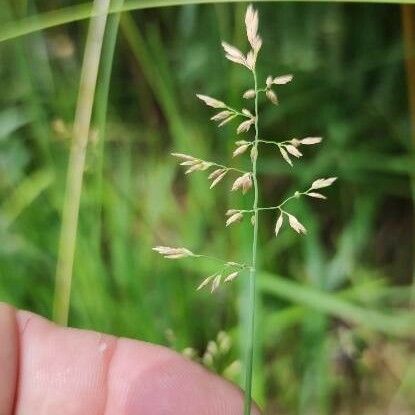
[53,0,110,325]
[243,67,260,415]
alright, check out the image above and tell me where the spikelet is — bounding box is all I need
[196,94,226,108]
[233,143,250,157]
[152,246,194,259]
[243,89,256,99]
[226,212,243,227]
[274,213,284,237]
[300,137,322,145]
[221,41,246,66]
[287,214,307,235]
[311,177,337,190]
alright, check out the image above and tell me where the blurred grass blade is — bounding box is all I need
[0,170,53,229]
[260,274,415,338]
[2,0,415,44]
[401,6,415,303]
[53,0,111,326]
[94,0,124,248]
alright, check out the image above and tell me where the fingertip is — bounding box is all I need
[106,338,262,415]
[0,302,18,415]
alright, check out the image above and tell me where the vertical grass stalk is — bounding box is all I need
[94,0,124,249]
[151,7,336,414]
[244,70,259,415]
[53,0,110,325]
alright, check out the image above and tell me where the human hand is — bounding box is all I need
[0,303,260,415]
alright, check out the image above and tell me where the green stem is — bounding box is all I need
[257,138,289,146]
[53,0,110,326]
[211,162,247,174]
[194,254,247,269]
[239,190,308,214]
[226,105,251,118]
[243,68,259,415]
[94,0,125,251]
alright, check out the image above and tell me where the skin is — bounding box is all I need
[0,303,261,415]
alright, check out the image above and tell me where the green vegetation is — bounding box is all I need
[1,1,415,413]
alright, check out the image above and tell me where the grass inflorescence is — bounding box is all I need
[153,4,336,413]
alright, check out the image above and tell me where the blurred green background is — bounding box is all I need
[1,1,415,413]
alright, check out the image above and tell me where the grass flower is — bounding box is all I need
[153,4,336,413]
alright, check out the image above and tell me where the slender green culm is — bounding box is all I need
[152,4,336,413]
[94,0,125,249]
[53,0,110,326]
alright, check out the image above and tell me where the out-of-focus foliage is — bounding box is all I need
[0,2,414,413]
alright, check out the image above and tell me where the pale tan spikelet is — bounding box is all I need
[185,162,204,174]
[311,177,337,190]
[246,50,256,70]
[226,212,243,227]
[231,173,251,193]
[245,4,259,49]
[210,170,227,188]
[180,160,200,166]
[199,161,213,171]
[218,114,237,127]
[250,215,255,226]
[279,146,293,166]
[252,36,262,53]
[171,153,196,161]
[242,108,253,117]
[274,213,284,237]
[243,89,256,99]
[266,89,278,105]
[221,41,246,66]
[208,168,225,180]
[241,173,253,194]
[153,246,195,259]
[273,74,293,85]
[289,138,301,147]
[231,175,244,191]
[285,144,303,158]
[196,94,226,108]
[266,75,273,88]
[197,274,215,290]
[233,144,250,157]
[307,192,327,199]
[226,209,240,216]
[211,274,222,292]
[237,118,254,134]
[211,110,233,121]
[235,140,250,146]
[300,137,322,145]
[224,271,239,282]
[287,213,307,234]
